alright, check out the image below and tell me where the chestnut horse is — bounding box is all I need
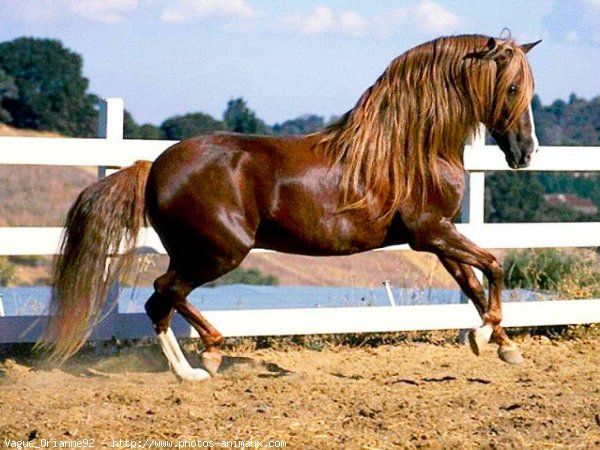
[43,34,540,380]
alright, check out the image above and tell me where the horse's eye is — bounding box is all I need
[508,84,518,95]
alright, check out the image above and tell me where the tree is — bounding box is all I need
[485,172,544,223]
[0,68,17,123]
[123,110,165,140]
[273,114,324,135]
[123,110,140,139]
[534,203,594,222]
[223,98,270,134]
[0,37,98,136]
[531,94,542,113]
[160,112,223,140]
[138,124,165,140]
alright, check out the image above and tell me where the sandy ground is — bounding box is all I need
[1,336,599,449]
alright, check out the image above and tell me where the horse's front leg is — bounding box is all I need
[437,257,521,363]
[409,219,522,364]
[437,257,487,316]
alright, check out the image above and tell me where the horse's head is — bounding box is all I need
[468,37,541,169]
[488,94,539,169]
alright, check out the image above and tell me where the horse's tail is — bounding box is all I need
[40,160,153,362]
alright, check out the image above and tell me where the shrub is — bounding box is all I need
[8,255,45,267]
[0,257,15,286]
[503,248,600,298]
[208,268,278,287]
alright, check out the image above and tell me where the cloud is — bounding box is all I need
[283,6,335,35]
[161,0,257,23]
[1,0,459,37]
[68,0,140,23]
[339,11,368,36]
[380,0,460,36]
[283,5,367,36]
[0,0,143,23]
[410,0,460,33]
[544,0,600,46]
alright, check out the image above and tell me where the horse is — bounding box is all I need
[42,34,541,380]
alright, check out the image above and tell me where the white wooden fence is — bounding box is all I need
[0,98,599,344]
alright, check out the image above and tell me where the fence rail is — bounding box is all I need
[0,98,599,344]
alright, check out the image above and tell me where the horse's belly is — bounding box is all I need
[254,219,393,256]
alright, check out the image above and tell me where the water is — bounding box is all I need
[0,285,547,316]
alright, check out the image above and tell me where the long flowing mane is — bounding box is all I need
[319,34,534,219]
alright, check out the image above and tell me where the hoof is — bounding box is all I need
[498,345,523,365]
[174,368,211,382]
[201,352,223,377]
[468,325,493,356]
[201,354,256,376]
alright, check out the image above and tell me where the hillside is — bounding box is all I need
[0,125,97,227]
[0,125,454,288]
[241,251,453,288]
[129,251,455,289]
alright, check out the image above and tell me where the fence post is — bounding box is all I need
[97,98,124,179]
[383,280,397,307]
[458,123,486,343]
[462,123,486,227]
[96,98,125,346]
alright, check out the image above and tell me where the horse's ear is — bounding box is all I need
[521,39,542,53]
[463,37,500,61]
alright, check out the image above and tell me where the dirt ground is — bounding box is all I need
[1,336,598,449]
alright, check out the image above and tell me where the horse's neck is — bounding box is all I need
[435,127,471,167]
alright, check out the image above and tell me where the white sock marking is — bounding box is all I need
[475,324,493,343]
[165,328,190,366]
[157,328,210,381]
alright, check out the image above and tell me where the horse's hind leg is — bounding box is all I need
[148,258,243,379]
[145,286,211,381]
[156,270,226,376]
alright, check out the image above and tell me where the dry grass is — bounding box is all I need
[0,124,96,227]
[0,165,96,227]
[556,250,600,299]
[0,123,62,138]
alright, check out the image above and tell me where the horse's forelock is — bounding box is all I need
[490,44,535,130]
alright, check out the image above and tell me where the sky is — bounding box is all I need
[1,0,599,126]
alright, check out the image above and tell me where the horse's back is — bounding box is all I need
[145,133,325,255]
[147,132,320,207]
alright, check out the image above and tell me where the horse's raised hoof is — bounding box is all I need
[468,324,493,356]
[497,345,523,365]
[201,352,223,377]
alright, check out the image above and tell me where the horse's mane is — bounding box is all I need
[319,34,534,219]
